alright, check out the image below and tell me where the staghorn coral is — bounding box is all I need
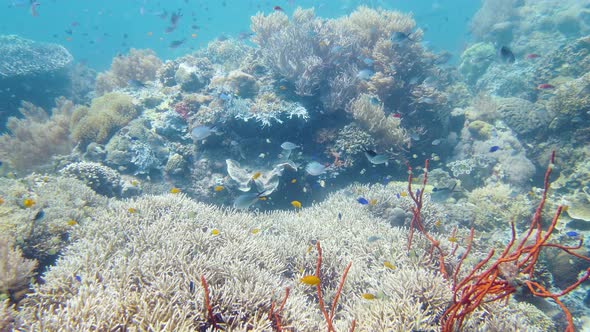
[12,182,554,331]
[0,175,106,264]
[223,93,309,127]
[0,97,76,173]
[467,183,533,231]
[71,92,138,148]
[94,49,162,95]
[347,93,408,151]
[0,236,37,302]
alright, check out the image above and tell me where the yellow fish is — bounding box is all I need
[0,197,3,205]
[252,172,262,180]
[361,293,376,300]
[211,228,220,236]
[258,196,267,201]
[170,187,181,194]
[67,219,78,226]
[448,236,458,243]
[291,178,297,184]
[23,198,36,208]
[191,33,198,38]
[383,261,396,270]
[291,200,302,209]
[214,185,224,192]
[369,199,378,206]
[300,275,320,286]
[128,208,138,213]
[131,180,139,187]
[251,228,260,235]
[399,191,408,197]
[434,220,442,227]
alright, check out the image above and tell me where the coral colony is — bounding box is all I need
[1,1,590,330]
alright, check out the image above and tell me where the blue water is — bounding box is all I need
[0,0,478,70]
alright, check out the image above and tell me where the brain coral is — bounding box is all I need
[13,183,552,331]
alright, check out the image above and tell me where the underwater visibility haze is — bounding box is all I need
[1,0,590,331]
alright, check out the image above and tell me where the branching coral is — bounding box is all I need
[0,236,38,301]
[0,97,75,173]
[71,92,138,147]
[95,49,162,95]
[347,93,408,151]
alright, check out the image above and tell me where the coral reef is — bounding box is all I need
[71,92,138,148]
[94,49,162,95]
[60,162,122,197]
[0,175,106,264]
[0,236,37,302]
[458,42,496,86]
[0,35,72,78]
[347,94,408,152]
[0,98,76,174]
[11,184,552,331]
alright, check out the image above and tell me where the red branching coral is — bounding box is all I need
[440,151,590,332]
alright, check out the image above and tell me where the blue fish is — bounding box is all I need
[566,231,579,237]
[75,275,82,282]
[357,197,369,205]
[338,212,342,221]
[396,193,401,199]
[489,146,500,153]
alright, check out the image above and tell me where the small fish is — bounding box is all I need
[390,31,413,43]
[169,39,186,48]
[170,187,181,194]
[279,85,287,90]
[128,207,138,213]
[499,46,515,64]
[273,5,283,11]
[233,191,267,210]
[74,275,82,282]
[33,209,45,221]
[566,231,579,237]
[525,53,540,59]
[357,197,369,205]
[361,293,376,300]
[395,193,401,199]
[367,236,380,243]
[431,139,441,146]
[280,141,299,150]
[128,79,147,89]
[219,92,231,101]
[305,162,327,176]
[214,185,224,192]
[399,191,408,197]
[0,197,4,205]
[368,199,378,206]
[291,179,297,184]
[251,228,260,234]
[67,219,78,226]
[448,236,458,243]
[191,125,219,141]
[291,200,302,209]
[489,146,500,153]
[338,212,342,221]
[430,183,459,203]
[364,149,389,165]
[362,57,374,66]
[537,83,555,89]
[356,69,374,80]
[23,198,35,208]
[383,261,395,269]
[251,172,262,180]
[30,0,40,16]
[300,275,320,286]
[211,228,220,236]
[189,280,195,293]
